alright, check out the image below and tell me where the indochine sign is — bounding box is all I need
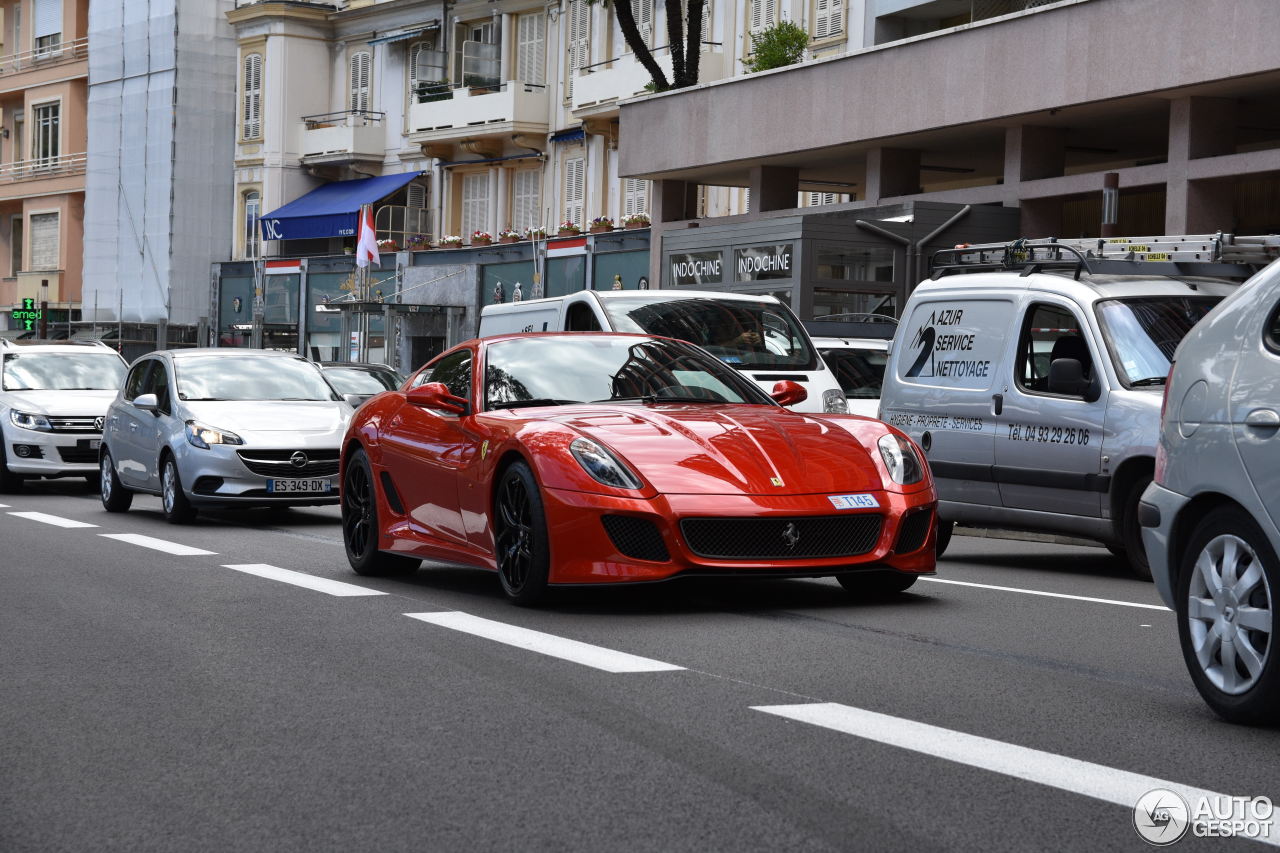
[10,298,41,331]
[735,244,793,281]
[670,252,724,286]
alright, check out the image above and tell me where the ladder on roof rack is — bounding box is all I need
[930,233,1280,280]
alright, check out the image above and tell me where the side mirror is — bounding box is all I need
[770,380,808,407]
[406,382,470,415]
[1047,358,1089,397]
[343,393,371,408]
[133,393,159,413]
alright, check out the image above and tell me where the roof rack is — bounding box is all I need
[930,233,1279,281]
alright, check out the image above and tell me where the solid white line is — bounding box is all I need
[222,564,387,597]
[99,533,216,556]
[919,576,1170,611]
[754,702,1280,845]
[7,511,97,529]
[406,611,686,673]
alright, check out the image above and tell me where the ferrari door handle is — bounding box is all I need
[1245,408,1280,429]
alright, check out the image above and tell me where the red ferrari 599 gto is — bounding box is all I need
[340,333,937,604]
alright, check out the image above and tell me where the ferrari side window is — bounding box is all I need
[426,351,473,399]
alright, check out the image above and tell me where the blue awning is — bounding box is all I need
[550,127,585,144]
[260,173,422,241]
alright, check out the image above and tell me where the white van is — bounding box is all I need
[478,290,847,414]
[879,235,1269,576]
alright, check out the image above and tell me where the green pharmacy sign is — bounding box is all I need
[10,298,41,331]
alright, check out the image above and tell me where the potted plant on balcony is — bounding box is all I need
[470,230,494,246]
[377,238,399,252]
[405,234,431,251]
[497,228,522,245]
[589,216,615,234]
[557,220,582,237]
[437,235,464,248]
[622,213,651,229]
[525,227,547,240]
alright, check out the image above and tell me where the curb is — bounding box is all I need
[953,525,1104,549]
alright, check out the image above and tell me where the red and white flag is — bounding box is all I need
[355,204,379,268]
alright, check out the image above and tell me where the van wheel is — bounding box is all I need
[935,519,954,557]
[1120,476,1153,580]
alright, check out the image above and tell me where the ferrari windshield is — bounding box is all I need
[1095,296,1222,386]
[1,353,126,390]
[484,336,772,409]
[176,355,339,402]
[599,297,818,370]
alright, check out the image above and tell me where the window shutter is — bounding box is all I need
[622,179,649,217]
[349,51,371,113]
[751,0,776,33]
[564,157,585,227]
[242,54,261,139]
[33,0,59,39]
[813,0,842,39]
[516,13,546,86]
[513,169,541,232]
[635,0,654,47]
[700,0,712,43]
[29,212,59,270]
[406,183,427,210]
[461,172,489,237]
[565,0,589,99]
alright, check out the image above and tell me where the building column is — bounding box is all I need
[649,179,697,291]
[1004,125,1065,184]
[1165,97,1236,234]
[1018,197,1062,239]
[495,166,510,232]
[487,167,500,235]
[500,13,515,81]
[865,147,920,201]
[747,165,799,213]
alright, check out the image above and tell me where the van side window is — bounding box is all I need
[123,361,153,402]
[1016,303,1093,396]
[566,302,602,331]
[1267,300,1280,354]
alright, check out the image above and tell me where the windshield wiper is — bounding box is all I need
[1129,377,1166,387]
[595,395,723,405]
[489,398,583,410]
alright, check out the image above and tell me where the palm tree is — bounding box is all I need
[612,0,706,92]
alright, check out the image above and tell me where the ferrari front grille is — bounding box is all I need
[601,515,670,562]
[680,514,883,560]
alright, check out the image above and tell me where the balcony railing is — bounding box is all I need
[0,152,87,183]
[573,43,723,112]
[234,0,335,7]
[0,36,88,78]
[299,110,385,162]
[302,109,385,130]
[407,81,549,135]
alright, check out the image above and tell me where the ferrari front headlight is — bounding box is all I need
[878,433,924,485]
[570,437,642,490]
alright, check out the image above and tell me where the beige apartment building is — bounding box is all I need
[0,0,87,334]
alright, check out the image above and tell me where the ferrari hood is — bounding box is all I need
[554,405,885,496]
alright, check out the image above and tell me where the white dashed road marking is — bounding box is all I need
[406,611,686,673]
[920,576,1170,611]
[7,511,98,529]
[0,503,10,508]
[754,702,1279,846]
[98,533,217,556]
[222,563,386,597]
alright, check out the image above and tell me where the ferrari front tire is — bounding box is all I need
[342,448,419,577]
[494,461,550,606]
[837,571,919,596]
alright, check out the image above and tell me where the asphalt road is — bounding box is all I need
[2,479,1277,852]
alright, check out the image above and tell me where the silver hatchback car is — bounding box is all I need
[100,349,352,522]
[1142,261,1280,724]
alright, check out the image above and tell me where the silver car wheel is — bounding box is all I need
[1187,533,1273,695]
[162,461,177,514]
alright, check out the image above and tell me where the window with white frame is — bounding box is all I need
[32,102,58,164]
[242,53,262,140]
[409,39,447,102]
[243,191,261,260]
[456,22,499,89]
[812,0,843,40]
[349,51,372,113]
[512,169,541,233]
[750,0,777,35]
[461,172,490,238]
[28,212,58,270]
[516,13,546,86]
[564,0,589,100]
[563,157,585,227]
[622,178,649,218]
[33,0,61,55]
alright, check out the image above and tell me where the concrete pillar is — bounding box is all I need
[1166,97,1236,234]
[486,168,499,235]
[500,13,515,81]
[1004,125,1065,183]
[495,166,510,232]
[746,165,799,213]
[652,178,694,226]
[865,147,920,201]
[1166,178,1234,234]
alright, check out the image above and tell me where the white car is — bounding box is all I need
[0,339,128,492]
[1141,260,1280,724]
[806,314,896,418]
[100,349,352,523]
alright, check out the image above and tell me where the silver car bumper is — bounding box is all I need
[1139,481,1189,610]
[172,440,340,507]
[3,423,102,476]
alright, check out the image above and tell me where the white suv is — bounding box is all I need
[1141,260,1280,725]
[0,339,128,492]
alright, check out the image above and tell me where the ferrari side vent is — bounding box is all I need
[601,515,670,562]
[379,471,406,515]
[893,509,933,555]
